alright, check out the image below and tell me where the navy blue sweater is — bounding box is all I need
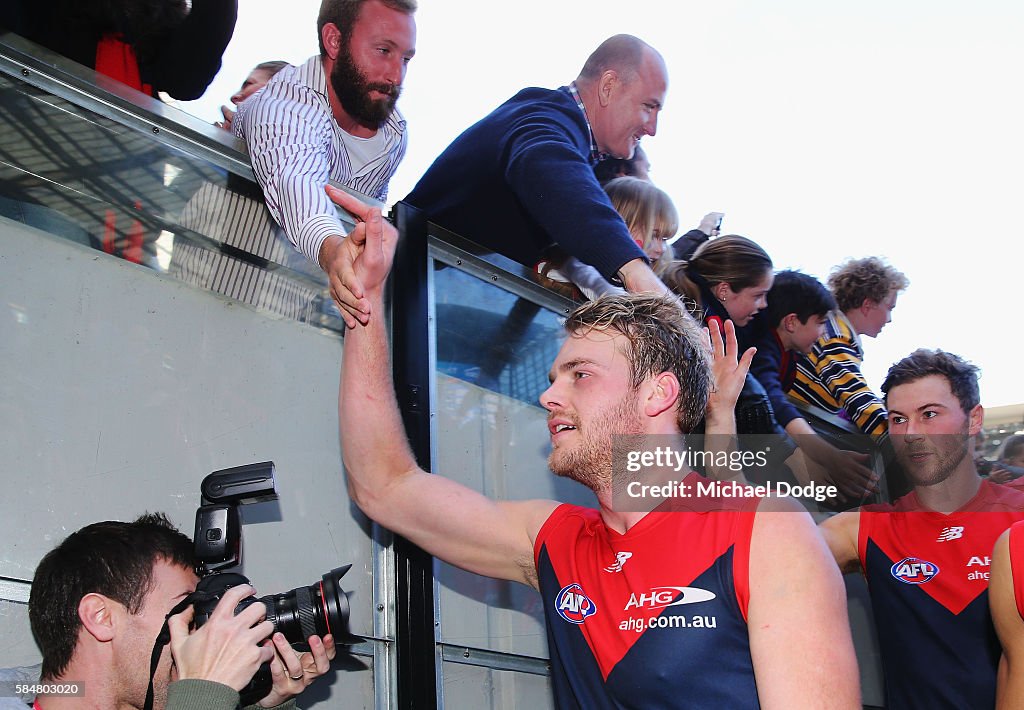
[405,87,646,281]
[750,327,801,428]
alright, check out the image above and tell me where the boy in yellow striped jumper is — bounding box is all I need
[790,257,909,437]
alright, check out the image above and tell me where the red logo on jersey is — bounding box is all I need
[890,556,940,584]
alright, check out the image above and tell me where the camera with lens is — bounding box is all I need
[191,567,359,651]
[188,462,363,704]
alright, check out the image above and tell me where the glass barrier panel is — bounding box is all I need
[441,662,552,710]
[434,262,564,407]
[0,69,344,332]
[0,218,378,634]
[432,263,594,658]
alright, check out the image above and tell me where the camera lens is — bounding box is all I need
[258,566,363,647]
[191,567,363,705]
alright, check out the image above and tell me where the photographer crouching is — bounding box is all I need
[28,513,335,710]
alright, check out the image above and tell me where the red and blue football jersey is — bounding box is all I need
[1009,520,1024,620]
[858,479,1024,709]
[534,472,760,709]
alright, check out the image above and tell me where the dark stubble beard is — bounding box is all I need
[900,430,971,488]
[330,39,401,128]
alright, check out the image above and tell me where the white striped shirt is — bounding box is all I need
[234,55,407,266]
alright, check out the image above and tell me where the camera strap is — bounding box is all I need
[143,590,219,710]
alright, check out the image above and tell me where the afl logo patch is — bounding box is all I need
[890,557,940,584]
[555,583,598,624]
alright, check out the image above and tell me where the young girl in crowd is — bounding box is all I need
[603,177,678,272]
[661,236,786,459]
[539,178,679,300]
[661,235,774,330]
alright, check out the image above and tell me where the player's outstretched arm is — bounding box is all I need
[991,529,1024,709]
[330,187,557,587]
[748,496,861,708]
[818,511,863,574]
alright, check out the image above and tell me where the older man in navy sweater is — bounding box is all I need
[405,34,669,296]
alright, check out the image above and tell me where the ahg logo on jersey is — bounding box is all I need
[555,583,598,624]
[967,555,991,581]
[890,556,940,584]
[623,586,717,611]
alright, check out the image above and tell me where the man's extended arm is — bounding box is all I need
[238,85,359,266]
[236,86,392,325]
[818,510,863,574]
[503,112,666,294]
[992,528,1024,709]
[617,258,670,295]
[333,187,556,586]
[784,417,877,501]
[747,497,860,708]
[553,256,625,300]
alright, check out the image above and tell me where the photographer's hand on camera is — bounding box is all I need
[257,632,336,708]
[167,584,275,692]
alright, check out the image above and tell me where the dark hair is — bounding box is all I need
[999,434,1024,462]
[317,0,417,55]
[764,270,836,328]
[29,513,193,680]
[48,0,188,65]
[564,293,712,433]
[881,349,980,414]
[829,256,909,312]
[594,145,649,185]
[661,235,773,309]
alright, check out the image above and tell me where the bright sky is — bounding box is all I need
[181,0,1024,407]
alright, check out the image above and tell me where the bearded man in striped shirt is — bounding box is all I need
[235,0,417,327]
